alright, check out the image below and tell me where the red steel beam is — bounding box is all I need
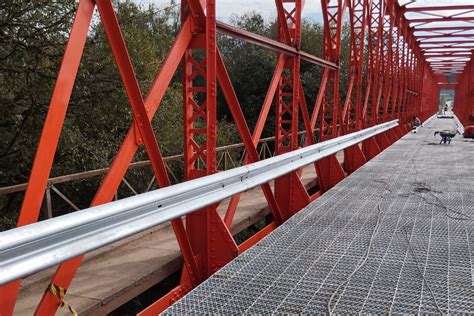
[431,64,465,67]
[343,0,370,132]
[273,0,311,218]
[409,17,474,23]
[419,40,474,44]
[430,62,466,66]
[0,0,447,315]
[362,0,384,128]
[425,55,472,58]
[405,5,474,12]
[422,47,474,51]
[413,26,474,32]
[415,34,474,39]
[216,21,338,69]
[0,1,96,314]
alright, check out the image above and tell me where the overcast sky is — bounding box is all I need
[136,0,474,22]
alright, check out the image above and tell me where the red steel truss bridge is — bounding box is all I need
[0,0,473,315]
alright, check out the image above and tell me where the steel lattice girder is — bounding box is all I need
[0,0,449,315]
[453,58,474,126]
[404,3,474,73]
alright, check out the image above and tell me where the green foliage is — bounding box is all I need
[0,1,75,183]
[0,3,349,230]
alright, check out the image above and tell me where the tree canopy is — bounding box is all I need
[0,1,350,230]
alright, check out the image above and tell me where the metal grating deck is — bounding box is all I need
[164,116,474,314]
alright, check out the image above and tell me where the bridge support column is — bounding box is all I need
[342,0,370,174]
[314,0,347,192]
[180,0,238,284]
[273,0,310,219]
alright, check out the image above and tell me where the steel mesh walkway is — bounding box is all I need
[164,116,473,314]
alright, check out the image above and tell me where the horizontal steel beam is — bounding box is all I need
[0,121,399,285]
[437,82,458,85]
[409,17,474,23]
[431,67,465,70]
[431,64,466,66]
[431,62,466,65]
[425,54,472,57]
[405,5,474,12]
[419,40,474,44]
[423,47,474,51]
[413,26,474,32]
[216,21,338,70]
[423,50,471,54]
[416,34,474,39]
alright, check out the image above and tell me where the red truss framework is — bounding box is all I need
[0,0,452,315]
[403,4,474,76]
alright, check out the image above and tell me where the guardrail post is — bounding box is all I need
[41,185,53,219]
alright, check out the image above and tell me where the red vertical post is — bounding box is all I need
[388,26,399,123]
[387,22,406,142]
[399,13,412,133]
[399,40,409,133]
[380,13,394,123]
[373,6,394,150]
[0,1,95,314]
[414,50,424,120]
[181,0,238,282]
[35,2,202,314]
[274,0,310,218]
[342,0,369,173]
[454,55,474,126]
[315,0,347,192]
[404,48,414,131]
[343,0,370,132]
[362,0,384,160]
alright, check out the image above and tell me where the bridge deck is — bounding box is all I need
[165,116,474,314]
[15,165,320,315]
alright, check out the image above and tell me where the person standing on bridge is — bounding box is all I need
[412,116,421,129]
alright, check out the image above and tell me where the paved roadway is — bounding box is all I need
[165,116,474,314]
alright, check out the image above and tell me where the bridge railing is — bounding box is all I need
[0,0,431,313]
[0,132,308,221]
[0,120,398,286]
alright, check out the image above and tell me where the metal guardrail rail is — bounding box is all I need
[0,120,398,285]
[0,132,307,220]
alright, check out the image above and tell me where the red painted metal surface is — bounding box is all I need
[273,0,311,219]
[454,56,474,127]
[342,0,369,173]
[2,0,467,314]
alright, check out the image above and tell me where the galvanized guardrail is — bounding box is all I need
[0,132,306,219]
[0,120,398,285]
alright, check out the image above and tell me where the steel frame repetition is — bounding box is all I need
[0,0,459,314]
[164,116,474,315]
[0,120,398,286]
[404,4,474,76]
[453,58,474,126]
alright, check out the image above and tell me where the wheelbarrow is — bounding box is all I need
[434,130,458,144]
